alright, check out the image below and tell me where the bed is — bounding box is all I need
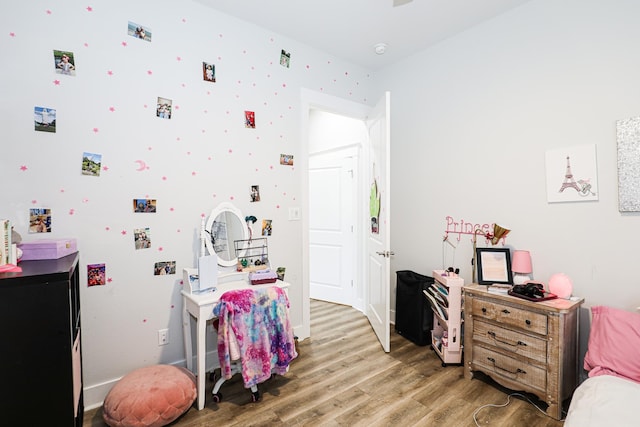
[564,305,640,427]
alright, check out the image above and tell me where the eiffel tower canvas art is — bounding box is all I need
[545,144,598,203]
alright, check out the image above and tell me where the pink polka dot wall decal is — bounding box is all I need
[276,205,280,209]
[143,319,147,323]
[84,42,89,47]
[46,9,52,15]
[86,6,93,12]
[228,149,233,153]
[105,227,110,231]
[143,104,148,108]
[147,70,153,75]
[121,41,127,47]
[121,230,127,235]
[306,65,310,69]
[182,18,186,23]
[109,106,115,112]
[176,56,182,61]
[191,171,196,176]
[107,278,113,283]
[69,209,75,215]
[218,56,222,61]
[282,83,286,88]
[20,165,27,171]
[158,247,163,251]
[162,176,167,180]
[9,32,16,37]
[107,70,113,75]
[31,199,37,204]
[92,128,99,133]
[230,196,235,200]
[53,80,60,85]
[219,34,223,37]
[170,207,175,212]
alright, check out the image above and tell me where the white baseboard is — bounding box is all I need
[82,351,220,409]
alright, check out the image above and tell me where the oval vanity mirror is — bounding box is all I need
[204,202,249,267]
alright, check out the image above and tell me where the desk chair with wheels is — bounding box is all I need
[211,286,297,402]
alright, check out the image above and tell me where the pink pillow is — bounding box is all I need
[584,306,640,383]
[103,365,196,427]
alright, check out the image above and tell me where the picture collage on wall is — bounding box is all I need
[24,16,298,290]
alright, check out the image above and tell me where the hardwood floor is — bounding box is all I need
[84,299,566,426]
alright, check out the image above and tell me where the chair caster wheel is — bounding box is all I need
[212,392,222,403]
[251,391,261,402]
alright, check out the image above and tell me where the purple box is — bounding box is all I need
[18,238,78,261]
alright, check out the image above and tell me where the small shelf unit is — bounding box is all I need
[424,269,464,365]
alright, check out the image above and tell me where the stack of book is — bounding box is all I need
[0,219,16,266]
[487,283,512,295]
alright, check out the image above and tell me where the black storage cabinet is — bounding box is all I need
[395,270,434,346]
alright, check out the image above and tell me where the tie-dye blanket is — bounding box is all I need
[213,286,298,388]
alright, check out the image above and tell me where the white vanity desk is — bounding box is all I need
[181,269,290,410]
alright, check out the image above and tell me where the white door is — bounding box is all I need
[309,151,356,305]
[366,92,391,352]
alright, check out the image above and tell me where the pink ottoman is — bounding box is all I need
[103,365,197,427]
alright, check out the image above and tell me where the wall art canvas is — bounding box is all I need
[545,144,598,203]
[617,116,640,211]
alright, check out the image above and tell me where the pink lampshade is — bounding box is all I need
[511,250,532,274]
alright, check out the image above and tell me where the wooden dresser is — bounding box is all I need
[463,284,583,420]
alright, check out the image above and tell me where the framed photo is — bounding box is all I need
[476,248,513,285]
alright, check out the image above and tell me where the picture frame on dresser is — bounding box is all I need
[476,247,513,285]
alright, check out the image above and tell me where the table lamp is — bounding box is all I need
[511,250,532,285]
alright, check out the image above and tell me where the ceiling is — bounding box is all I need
[194,0,532,71]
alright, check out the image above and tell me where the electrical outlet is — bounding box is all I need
[158,329,169,346]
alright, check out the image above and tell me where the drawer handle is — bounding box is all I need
[487,357,527,377]
[501,309,510,314]
[487,331,527,348]
[482,307,487,313]
[525,319,531,325]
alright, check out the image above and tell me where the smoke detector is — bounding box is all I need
[374,43,387,55]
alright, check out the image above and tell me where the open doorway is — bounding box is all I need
[299,89,371,341]
[308,109,365,308]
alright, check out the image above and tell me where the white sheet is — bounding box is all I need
[565,375,640,427]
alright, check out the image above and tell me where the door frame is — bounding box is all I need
[299,88,371,340]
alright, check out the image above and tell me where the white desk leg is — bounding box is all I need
[195,307,208,410]
[182,298,193,372]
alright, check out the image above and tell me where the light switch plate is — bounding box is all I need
[288,207,301,221]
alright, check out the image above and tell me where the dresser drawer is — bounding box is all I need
[471,298,548,335]
[472,319,547,364]
[473,345,546,393]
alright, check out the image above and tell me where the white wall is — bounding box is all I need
[0,0,375,407]
[379,0,640,357]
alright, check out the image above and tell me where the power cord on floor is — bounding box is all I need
[472,392,565,426]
